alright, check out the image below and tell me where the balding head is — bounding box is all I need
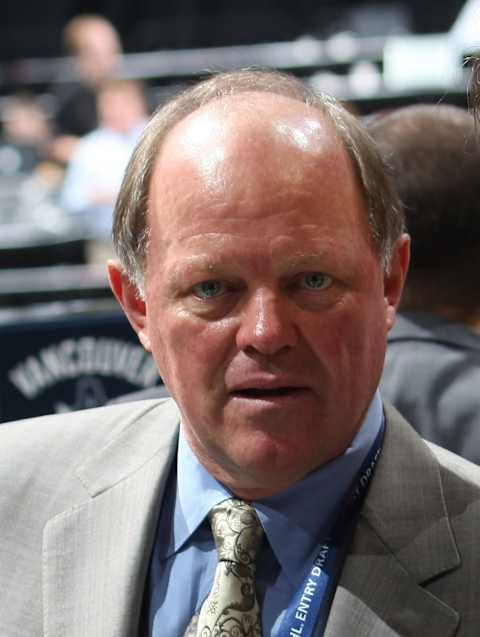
[112,69,403,293]
[152,92,349,211]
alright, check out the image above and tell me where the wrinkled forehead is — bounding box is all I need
[149,92,352,207]
[161,92,340,165]
[145,92,369,253]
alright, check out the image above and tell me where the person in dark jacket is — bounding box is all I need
[369,103,480,463]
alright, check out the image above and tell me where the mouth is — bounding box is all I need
[230,387,308,400]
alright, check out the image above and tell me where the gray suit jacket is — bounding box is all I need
[1,398,479,636]
[382,311,480,463]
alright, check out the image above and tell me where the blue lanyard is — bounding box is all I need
[276,421,385,637]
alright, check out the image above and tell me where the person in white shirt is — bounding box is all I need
[60,78,149,238]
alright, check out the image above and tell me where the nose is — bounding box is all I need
[235,289,299,355]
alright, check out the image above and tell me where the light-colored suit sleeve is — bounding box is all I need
[0,398,180,637]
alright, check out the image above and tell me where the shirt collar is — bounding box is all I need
[159,429,231,559]
[161,390,383,586]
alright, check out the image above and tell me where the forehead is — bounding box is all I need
[147,92,368,248]
[155,92,343,176]
[78,22,119,51]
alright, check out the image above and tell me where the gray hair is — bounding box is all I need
[112,68,404,291]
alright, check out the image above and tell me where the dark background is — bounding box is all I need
[0,1,466,61]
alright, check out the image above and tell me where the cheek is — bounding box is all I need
[308,296,387,371]
[344,298,389,379]
[146,307,235,388]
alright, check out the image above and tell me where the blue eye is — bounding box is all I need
[193,280,226,299]
[301,272,331,290]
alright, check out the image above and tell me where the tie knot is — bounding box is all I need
[209,499,264,566]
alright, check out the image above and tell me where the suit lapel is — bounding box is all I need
[42,399,181,637]
[42,400,462,637]
[323,405,460,637]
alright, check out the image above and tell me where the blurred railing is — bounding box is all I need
[0,31,474,113]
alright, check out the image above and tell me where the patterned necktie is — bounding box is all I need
[184,498,264,637]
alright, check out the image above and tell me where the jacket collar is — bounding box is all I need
[42,399,181,637]
[323,403,460,637]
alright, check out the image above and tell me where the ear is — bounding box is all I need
[384,233,410,332]
[107,259,152,352]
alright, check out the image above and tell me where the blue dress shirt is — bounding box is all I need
[147,391,384,636]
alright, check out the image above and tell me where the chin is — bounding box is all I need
[223,436,317,495]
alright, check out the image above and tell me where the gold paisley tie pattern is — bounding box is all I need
[184,498,264,637]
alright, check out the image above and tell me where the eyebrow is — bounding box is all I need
[165,255,228,288]
[278,250,331,269]
[166,249,333,284]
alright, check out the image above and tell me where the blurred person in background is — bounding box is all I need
[369,103,480,463]
[60,79,149,240]
[0,95,52,176]
[50,13,123,164]
[0,95,65,229]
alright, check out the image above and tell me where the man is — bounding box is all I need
[0,95,52,175]
[60,79,149,239]
[1,70,479,636]
[369,104,480,463]
[50,14,123,164]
